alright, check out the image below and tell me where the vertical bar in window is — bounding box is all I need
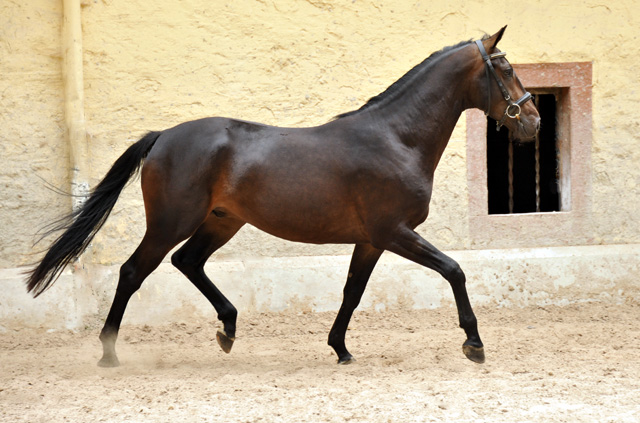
[508,140,514,213]
[534,95,541,212]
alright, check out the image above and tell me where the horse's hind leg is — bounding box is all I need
[97,185,211,367]
[171,213,245,353]
[328,244,383,364]
[98,231,179,367]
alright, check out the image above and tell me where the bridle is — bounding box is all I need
[475,40,532,130]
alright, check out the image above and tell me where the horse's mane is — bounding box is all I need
[334,39,477,120]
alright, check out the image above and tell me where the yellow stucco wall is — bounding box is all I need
[2,0,639,269]
[1,1,69,268]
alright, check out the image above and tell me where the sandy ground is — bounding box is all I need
[1,302,639,423]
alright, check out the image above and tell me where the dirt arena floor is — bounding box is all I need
[1,302,639,423]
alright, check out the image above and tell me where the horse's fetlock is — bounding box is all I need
[459,314,478,331]
[99,328,118,344]
[327,333,340,348]
[218,306,237,324]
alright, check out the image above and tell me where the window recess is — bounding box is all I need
[487,90,569,214]
[465,62,592,249]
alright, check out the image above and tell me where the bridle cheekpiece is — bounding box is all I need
[475,40,532,130]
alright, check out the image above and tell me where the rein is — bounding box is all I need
[475,40,532,130]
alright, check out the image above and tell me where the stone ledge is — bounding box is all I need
[1,244,638,330]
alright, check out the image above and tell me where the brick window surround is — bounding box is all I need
[466,62,593,249]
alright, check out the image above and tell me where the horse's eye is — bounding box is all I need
[504,68,514,78]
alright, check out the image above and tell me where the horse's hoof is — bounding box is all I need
[462,344,485,363]
[97,355,120,368]
[216,329,235,354]
[337,354,356,365]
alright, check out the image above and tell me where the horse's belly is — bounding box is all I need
[222,192,368,245]
[255,217,368,245]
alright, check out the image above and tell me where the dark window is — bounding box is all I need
[486,93,561,214]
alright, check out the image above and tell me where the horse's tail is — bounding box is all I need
[25,131,163,297]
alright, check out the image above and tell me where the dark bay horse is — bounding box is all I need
[26,27,540,367]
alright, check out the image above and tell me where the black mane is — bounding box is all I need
[334,39,474,120]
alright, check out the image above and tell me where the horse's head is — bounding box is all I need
[474,26,540,142]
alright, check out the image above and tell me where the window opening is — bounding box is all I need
[486,92,561,214]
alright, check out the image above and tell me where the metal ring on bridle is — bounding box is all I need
[505,103,521,119]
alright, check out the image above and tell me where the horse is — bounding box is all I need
[26,26,540,367]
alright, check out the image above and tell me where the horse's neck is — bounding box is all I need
[373,52,476,173]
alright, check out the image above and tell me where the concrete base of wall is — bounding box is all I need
[2,244,638,331]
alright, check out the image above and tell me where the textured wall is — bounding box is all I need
[2,0,639,271]
[0,1,69,268]
[79,0,478,264]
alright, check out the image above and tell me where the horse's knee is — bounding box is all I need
[444,261,466,286]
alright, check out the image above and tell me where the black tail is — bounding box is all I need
[25,131,162,297]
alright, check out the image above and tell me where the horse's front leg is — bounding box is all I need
[382,226,485,363]
[328,244,383,364]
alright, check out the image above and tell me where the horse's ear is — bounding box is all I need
[484,26,507,51]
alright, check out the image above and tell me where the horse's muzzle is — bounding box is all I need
[510,115,540,142]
